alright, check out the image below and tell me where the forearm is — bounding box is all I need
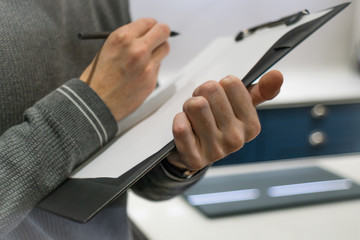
[0,79,117,236]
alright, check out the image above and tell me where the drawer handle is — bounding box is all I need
[309,131,327,147]
[311,104,328,119]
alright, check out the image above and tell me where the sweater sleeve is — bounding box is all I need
[131,159,209,201]
[0,79,117,236]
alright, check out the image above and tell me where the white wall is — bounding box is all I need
[129,0,358,78]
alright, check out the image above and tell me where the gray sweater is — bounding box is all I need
[0,1,203,239]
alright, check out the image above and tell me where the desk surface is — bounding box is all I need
[128,154,360,240]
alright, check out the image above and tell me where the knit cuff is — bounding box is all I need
[160,159,208,181]
[35,79,118,164]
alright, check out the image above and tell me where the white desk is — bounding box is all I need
[128,154,360,240]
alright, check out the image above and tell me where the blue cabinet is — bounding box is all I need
[215,102,360,166]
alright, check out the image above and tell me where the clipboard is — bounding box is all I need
[37,2,351,223]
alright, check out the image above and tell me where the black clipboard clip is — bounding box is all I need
[235,9,310,42]
[241,2,351,86]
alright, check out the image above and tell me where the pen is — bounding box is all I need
[79,31,179,85]
[78,31,180,40]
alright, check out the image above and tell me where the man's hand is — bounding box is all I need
[80,18,170,121]
[167,70,283,171]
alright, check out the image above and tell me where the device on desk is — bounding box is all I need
[183,167,360,217]
[183,2,360,217]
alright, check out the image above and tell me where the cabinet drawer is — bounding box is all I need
[215,102,360,166]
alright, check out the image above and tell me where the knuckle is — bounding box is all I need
[194,80,220,96]
[183,96,209,114]
[124,45,149,69]
[157,23,171,35]
[172,121,189,139]
[223,130,245,153]
[111,31,131,47]
[219,75,240,88]
[140,17,157,28]
[129,44,149,62]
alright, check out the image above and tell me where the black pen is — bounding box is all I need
[78,31,180,40]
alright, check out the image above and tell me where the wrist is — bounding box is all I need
[162,158,200,179]
[164,150,203,179]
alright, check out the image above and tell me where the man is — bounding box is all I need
[0,1,283,239]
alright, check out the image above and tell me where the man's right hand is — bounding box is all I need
[80,18,170,121]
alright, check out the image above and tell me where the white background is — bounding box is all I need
[130,0,359,80]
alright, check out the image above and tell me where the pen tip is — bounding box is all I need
[170,31,180,37]
[234,32,244,42]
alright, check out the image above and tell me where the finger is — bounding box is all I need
[139,42,169,91]
[149,41,170,67]
[182,96,220,153]
[248,70,283,106]
[120,18,158,39]
[172,112,203,169]
[220,75,257,121]
[142,23,171,52]
[192,81,236,132]
[220,75,261,142]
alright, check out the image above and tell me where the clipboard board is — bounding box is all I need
[37,2,351,223]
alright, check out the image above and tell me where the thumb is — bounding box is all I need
[248,70,283,106]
